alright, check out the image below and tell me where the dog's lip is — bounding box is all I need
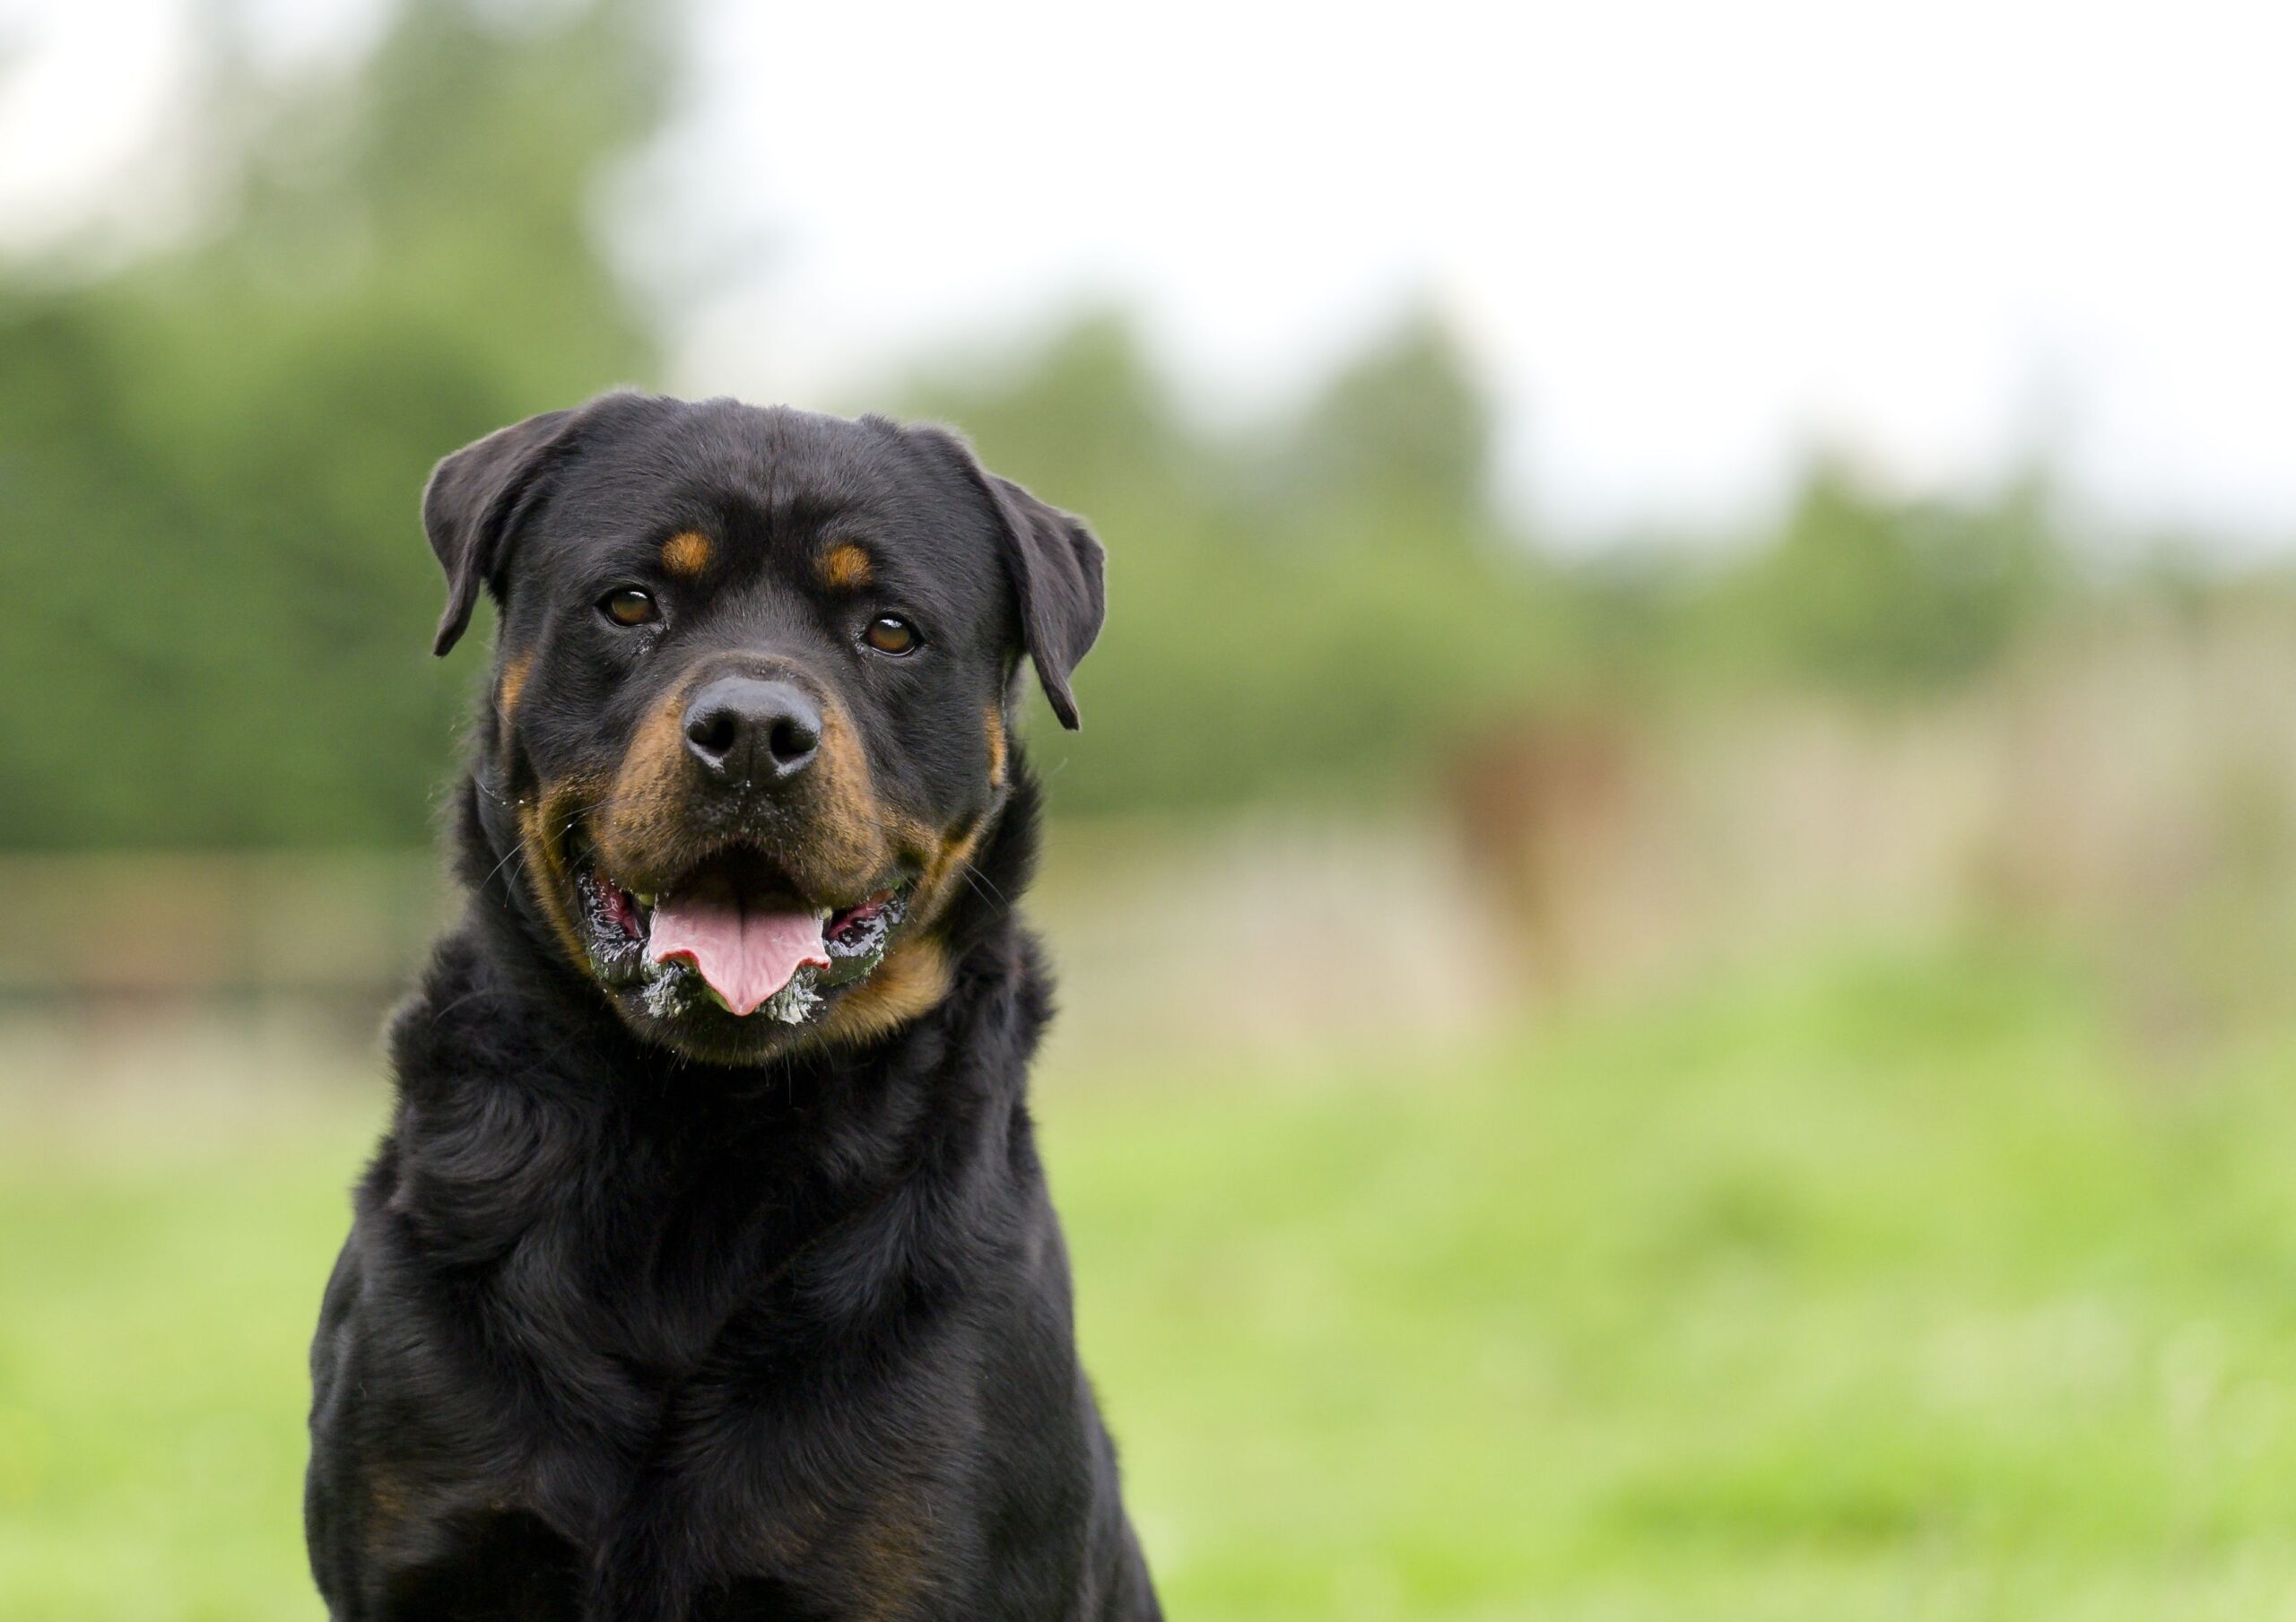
[570,835,902,947]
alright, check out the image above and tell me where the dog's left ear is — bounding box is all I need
[423,408,576,657]
[906,425,1107,729]
[982,473,1107,731]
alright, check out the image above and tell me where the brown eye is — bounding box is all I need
[862,614,918,655]
[600,587,657,628]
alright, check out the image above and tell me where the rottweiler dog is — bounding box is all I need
[305,392,1160,1620]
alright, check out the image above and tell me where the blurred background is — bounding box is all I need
[4,1,2296,1617]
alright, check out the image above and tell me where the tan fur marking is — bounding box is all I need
[499,653,532,722]
[497,651,533,753]
[910,821,985,932]
[577,669,979,1051]
[591,686,889,900]
[747,1494,827,1566]
[590,691,692,885]
[818,542,874,590]
[806,812,978,1046]
[983,704,1007,790]
[365,1471,408,1548]
[661,530,713,577]
[519,786,596,972]
[848,1496,929,1622]
[818,937,952,1045]
[361,1471,417,1566]
[781,702,902,883]
[745,1488,925,1618]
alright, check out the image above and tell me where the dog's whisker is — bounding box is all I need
[474,833,533,897]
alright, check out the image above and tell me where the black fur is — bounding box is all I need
[306,394,1158,1619]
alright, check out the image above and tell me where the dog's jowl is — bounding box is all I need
[304,394,1159,1621]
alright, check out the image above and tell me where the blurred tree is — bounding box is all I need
[905,310,1193,521]
[1701,455,2066,698]
[0,0,666,847]
[1261,311,1493,546]
[0,2,2106,853]
[904,308,1580,816]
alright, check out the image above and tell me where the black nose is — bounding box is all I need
[682,676,822,787]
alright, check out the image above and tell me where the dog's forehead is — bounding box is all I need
[567,403,961,558]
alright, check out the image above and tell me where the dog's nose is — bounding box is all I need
[682,676,822,787]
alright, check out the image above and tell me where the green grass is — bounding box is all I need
[7,941,2296,1618]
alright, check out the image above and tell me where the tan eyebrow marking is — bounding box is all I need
[818,542,874,591]
[660,531,712,577]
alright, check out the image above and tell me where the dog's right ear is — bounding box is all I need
[423,409,576,657]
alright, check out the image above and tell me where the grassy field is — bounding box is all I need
[4,940,2296,1619]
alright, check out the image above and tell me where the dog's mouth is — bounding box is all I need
[570,838,909,1028]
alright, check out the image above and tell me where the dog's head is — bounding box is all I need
[426,392,1103,1064]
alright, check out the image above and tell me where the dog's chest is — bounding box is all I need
[413,1193,986,1605]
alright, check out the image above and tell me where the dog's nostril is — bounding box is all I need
[767,716,819,766]
[686,707,740,761]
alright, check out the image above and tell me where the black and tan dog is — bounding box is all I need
[305,392,1159,1620]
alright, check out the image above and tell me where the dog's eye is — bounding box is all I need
[862,615,919,656]
[599,588,658,628]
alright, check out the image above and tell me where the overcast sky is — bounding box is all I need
[5,0,2292,548]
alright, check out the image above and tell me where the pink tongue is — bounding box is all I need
[648,887,829,1017]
